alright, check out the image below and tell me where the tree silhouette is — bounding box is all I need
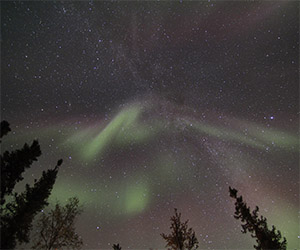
[0,120,11,139]
[229,187,287,250]
[32,197,83,249]
[113,243,122,250]
[161,208,199,250]
[0,121,62,249]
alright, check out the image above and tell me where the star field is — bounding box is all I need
[1,1,299,249]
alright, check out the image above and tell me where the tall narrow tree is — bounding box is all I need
[0,121,62,249]
[229,187,287,250]
[161,208,199,250]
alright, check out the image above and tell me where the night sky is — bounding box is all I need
[1,1,299,249]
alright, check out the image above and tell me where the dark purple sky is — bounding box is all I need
[1,1,299,249]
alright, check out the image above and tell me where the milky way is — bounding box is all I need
[1,1,299,249]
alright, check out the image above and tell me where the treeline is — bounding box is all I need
[0,121,82,249]
[114,188,286,250]
[0,121,287,249]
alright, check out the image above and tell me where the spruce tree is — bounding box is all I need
[229,187,287,250]
[0,121,62,249]
[113,243,122,250]
[161,208,199,250]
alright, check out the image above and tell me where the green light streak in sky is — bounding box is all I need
[10,102,292,164]
[247,125,299,151]
[190,121,266,149]
[183,118,298,152]
[5,103,299,165]
[83,106,142,160]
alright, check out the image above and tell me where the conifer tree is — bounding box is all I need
[0,120,11,139]
[113,243,122,250]
[229,187,287,250]
[161,208,199,250]
[0,121,62,249]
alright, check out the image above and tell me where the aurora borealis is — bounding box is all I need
[1,1,299,249]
